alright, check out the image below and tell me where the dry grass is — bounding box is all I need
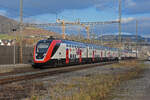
[28,60,146,100]
[8,60,145,100]
[111,60,143,68]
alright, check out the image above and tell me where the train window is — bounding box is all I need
[36,42,50,53]
[51,43,60,57]
[70,54,72,58]
[70,54,73,58]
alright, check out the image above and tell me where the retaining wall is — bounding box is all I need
[0,46,33,64]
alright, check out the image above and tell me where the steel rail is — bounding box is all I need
[0,61,118,85]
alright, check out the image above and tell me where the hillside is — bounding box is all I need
[0,15,61,39]
[12,27,61,38]
[0,15,18,34]
[98,35,150,43]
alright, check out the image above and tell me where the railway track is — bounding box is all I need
[0,61,118,85]
[0,67,40,77]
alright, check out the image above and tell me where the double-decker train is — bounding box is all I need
[33,38,136,67]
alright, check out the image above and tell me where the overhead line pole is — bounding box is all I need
[136,20,138,58]
[118,0,122,59]
[19,0,23,63]
[101,22,104,45]
[119,0,122,43]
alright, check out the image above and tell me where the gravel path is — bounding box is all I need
[112,61,150,100]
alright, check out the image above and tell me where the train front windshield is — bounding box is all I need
[36,42,51,53]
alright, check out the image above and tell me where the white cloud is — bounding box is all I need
[121,32,132,35]
[121,17,135,23]
[115,17,135,23]
[104,32,132,35]
[0,9,7,16]
[143,34,150,38]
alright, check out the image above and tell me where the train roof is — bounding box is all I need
[38,38,129,51]
[61,40,120,50]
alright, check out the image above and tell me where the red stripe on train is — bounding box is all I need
[33,45,36,62]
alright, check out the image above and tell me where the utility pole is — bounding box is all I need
[101,22,104,45]
[62,20,66,39]
[136,20,138,58]
[12,23,16,64]
[14,39,16,64]
[80,24,90,40]
[118,0,122,59]
[86,25,90,40]
[118,0,122,44]
[19,0,23,63]
[56,19,66,39]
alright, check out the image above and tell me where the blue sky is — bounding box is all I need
[0,0,150,37]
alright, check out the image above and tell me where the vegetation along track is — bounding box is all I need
[0,61,118,85]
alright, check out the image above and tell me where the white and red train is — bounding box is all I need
[33,38,136,67]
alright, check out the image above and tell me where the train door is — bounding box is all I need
[104,49,107,58]
[92,50,95,62]
[79,49,82,63]
[66,49,69,64]
[86,47,88,58]
[101,50,103,61]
